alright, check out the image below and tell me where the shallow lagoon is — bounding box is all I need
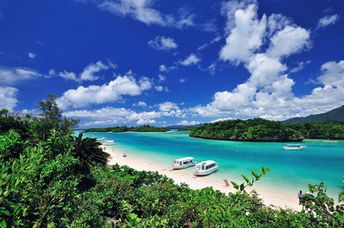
[81,130,344,197]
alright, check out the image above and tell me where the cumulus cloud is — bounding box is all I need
[318,60,344,87]
[220,3,266,64]
[180,54,201,66]
[58,60,115,82]
[0,87,18,111]
[159,101,184,117]
[267,25,310,59]
[97,0,194,28]
[64,106,162,126]
[148,36,177,51]
[64,100,190,127]
[191,0,335,120]
[0,66,41,85]
[317,14,339,29]
[57,73,153,109]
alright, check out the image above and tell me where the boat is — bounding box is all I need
[103,140,115,145]
[96,137,106,142]
[194,160,218,176]
[172,157,196,170]
[282,144,305,150]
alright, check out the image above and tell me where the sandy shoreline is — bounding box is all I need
[103,145,301,211]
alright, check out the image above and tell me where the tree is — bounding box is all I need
[35,94,79,140]
[73,132,109,167]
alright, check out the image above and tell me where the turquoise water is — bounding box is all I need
[80,130,344,196]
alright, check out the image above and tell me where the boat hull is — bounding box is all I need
[283,146,305,150]
[194,166,218,176]
[172,163,195,170]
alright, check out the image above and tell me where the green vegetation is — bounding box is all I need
[190,118,304,142]
[190,118,344,141]
[285,105,344,123]
[85,125,168,133]
[287,122,344,140]
[1,96,344,226]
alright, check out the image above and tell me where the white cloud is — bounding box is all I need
[137,118,156,125]
[133,101,147,107]
[289,60,311,73]
[58,60,114,82]
[64,106,163,126]
[97,0,194,29]
[159,101,184,117]
[148,36,177,51]
[0,87,18,111]
[159,64,176,73]
[317,14,339,29]
[59,71,78,81]
[219,3,266,63]
[63,101,191,127]
[318,60,344,87]
[158,74,166,81]
[48,69,56,77]
[180,54,201,66]
[0,66,41,85]
[57,73,152,109]
[27,52,37,59]
[177,120,200,126]
[191,0,335,121]
[80,60,110,81]
[192,60,344,120]
[267,25,310,59]
[159,65,168,72]
[154,85,163,92]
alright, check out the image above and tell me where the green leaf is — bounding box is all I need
[242,175,250,184]
[0,220,7,228]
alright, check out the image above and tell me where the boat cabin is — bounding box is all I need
[194,160,218,176]
[172,157,195,169]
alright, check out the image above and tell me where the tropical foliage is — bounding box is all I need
[190,118,304,142]
[0,97,343,227]
[190,118,344,141]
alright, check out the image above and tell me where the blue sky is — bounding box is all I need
[0,0,344,127]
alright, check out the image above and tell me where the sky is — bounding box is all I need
[0,0,344,127]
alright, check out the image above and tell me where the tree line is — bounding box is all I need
[189,118,344,142]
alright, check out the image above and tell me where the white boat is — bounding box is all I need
[194,160,218,176]
[96,137,106,142]
[282,144,305,150]
[103,140,115,145]
[172,157,196,170]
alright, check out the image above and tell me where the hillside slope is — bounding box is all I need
[284,105,344,123]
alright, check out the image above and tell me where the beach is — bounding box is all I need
[103,145,302,211]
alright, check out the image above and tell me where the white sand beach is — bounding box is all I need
[103,145,301,211]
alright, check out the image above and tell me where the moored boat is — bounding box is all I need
[282,144,305,150]
[103,140,115,145]
[194,160,218,176]
[172,157,196,169]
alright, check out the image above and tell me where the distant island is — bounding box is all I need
[85,125,169,133]
[189,118,344,142]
